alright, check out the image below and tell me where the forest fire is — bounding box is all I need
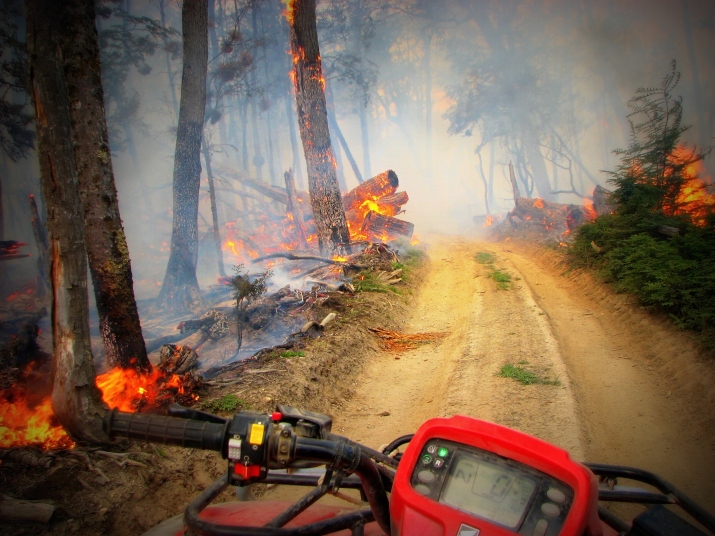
[221,170,411,264]
[669,146,715,226]
[0,354,199,450]
[96,366,196,413]
[0,392,75,450]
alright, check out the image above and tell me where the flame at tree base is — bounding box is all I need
[0,360,199,450]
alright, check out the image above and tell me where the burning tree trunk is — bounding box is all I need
[287,0,351,255]
[25,0,108,443]
[157,0,208,313]
[60,0,150,371]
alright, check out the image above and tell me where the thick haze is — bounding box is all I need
[2,0,714,299]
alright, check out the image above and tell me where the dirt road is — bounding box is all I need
[333,235,715,513]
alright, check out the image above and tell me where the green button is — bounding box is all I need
[437,447,449,458]
[421,454,432,464]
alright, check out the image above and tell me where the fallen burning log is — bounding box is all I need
[506,161,588,237]
[342,169,399,212]
[361,211,415,241]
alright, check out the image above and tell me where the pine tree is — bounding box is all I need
[607,61,710,219]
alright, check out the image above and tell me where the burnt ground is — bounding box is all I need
[2,234,715,535]
[0,245,421,536]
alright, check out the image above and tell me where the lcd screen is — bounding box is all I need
[439,452,538,528]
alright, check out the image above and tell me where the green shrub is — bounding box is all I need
[570,63,715,352]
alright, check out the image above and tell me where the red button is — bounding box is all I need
[271,412,283,422]
[234,463,261,480]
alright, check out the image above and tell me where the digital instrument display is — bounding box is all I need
[393,417,596,536]
[439,451,538,528]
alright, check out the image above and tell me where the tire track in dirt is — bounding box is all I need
[500,243,715,513]
[333,235,584,461]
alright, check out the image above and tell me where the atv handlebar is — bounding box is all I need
[103,408,392,535]
[104,409,229,454]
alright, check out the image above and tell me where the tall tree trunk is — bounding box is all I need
[325,81,347,191]
[240,96,250,173]
[249,6,264,181]
[157,0,208,313]
[202,135,226,278]
[523,126,554,201]
[25,0,108,443]
[61,0,150,372]
[287,0,350,255]
[285,94,304,189]
[159,0,179,116]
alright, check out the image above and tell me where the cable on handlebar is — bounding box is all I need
[294,437,391,535]
[328,433,399,469]
[381,434,413,456]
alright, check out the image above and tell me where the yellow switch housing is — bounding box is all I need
[249,423,265,445]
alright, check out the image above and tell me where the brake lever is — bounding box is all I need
[167,403,228,424]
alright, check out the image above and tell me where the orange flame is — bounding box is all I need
[280,0,294,24]
[96,367,186,412]
[670,146,715,225]
[583,199,597,220]
[533,198,545,209]
[483,215,494,228]
[0,393,75,450]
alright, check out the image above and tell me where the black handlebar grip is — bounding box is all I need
[104,409,228,454]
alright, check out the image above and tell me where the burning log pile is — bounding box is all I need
[215,168,414,263]
[496,162,597,241]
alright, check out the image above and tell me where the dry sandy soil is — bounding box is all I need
[324,234,715,516]
[3,234,715,534]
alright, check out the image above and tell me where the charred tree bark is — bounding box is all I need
[287,0,351,255]
[157,0,208,313]
[25,0,108,443]
[60,0,150,372]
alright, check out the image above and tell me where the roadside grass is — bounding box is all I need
[354,271,400,294]
[498,362,561,386]
[476,251,513,290]
[279,350,305,358]
[201,393,250,414]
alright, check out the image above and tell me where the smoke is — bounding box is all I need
[3,0,715,303]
